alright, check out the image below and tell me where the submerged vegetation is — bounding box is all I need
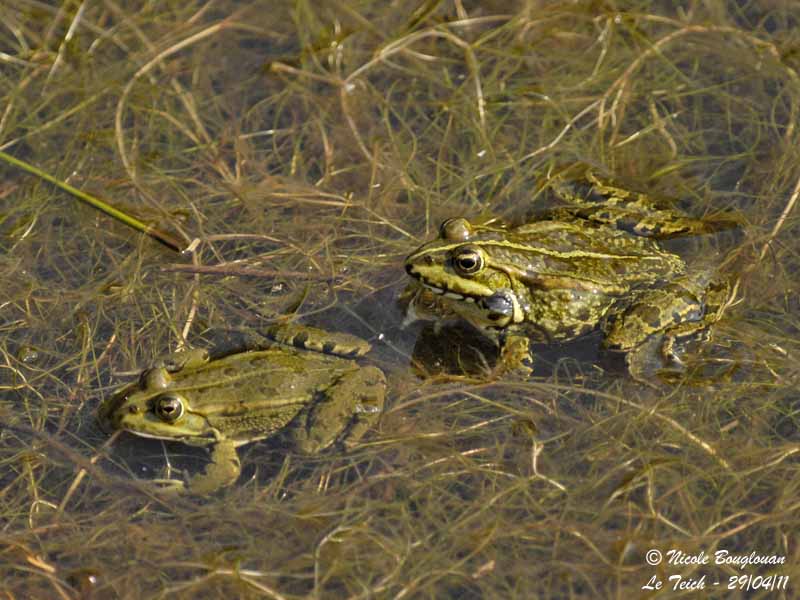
[1,1,800,597]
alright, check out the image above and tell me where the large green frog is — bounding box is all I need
[403,168,735,381]
[98,324,386,494]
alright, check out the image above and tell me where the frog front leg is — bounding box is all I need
[476,289,534,377]
[289,366,386,454]
[399,282,457,332]
[184,438,241,495]
[495,334,534,377]
[151,438,241,495]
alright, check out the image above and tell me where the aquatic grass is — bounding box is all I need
[2,1,800,598]
[0,149,184,251]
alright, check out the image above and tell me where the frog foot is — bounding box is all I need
[492,335,534,378]
[149,439,242,496]
[159,347,210,372]
[624,335,682,385]
[625,327,715,385]
[150,438,240,496]
[183,438,241,495]
[150,477,189,495]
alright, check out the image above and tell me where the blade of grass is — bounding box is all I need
[0,150,184,252]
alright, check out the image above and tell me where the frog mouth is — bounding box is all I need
[405,264,491,303]
[119,426,216,445]
[421,281,480,303]
[406,265,523,325]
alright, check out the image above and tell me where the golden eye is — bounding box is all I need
[452,246,483,275]
[440,218,471,242]
[155,394,184,423]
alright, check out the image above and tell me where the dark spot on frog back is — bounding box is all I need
[291,330,310,348]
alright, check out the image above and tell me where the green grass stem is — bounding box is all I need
[0,150,183,252]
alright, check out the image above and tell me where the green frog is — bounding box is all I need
[403,168,735,381]
[98,323,386,494]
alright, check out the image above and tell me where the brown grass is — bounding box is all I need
[1,1,799,598]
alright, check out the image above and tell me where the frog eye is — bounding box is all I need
[440,218,471,242]
[154,394,185,423]
[452,246,484,275]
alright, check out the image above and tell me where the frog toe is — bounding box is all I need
[493,335,534,378]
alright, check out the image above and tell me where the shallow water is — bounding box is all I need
[1,1,799,598]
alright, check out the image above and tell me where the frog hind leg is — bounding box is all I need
[159,347,210,372]
[556,203,733,239]
[240,323,372,359]
[604,274,731,382]
[547,167,739,239]
[624,321,720,383]
[289,366,386,454]
[266,323,372,358]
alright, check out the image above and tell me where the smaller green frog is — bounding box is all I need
[98,324,386,494]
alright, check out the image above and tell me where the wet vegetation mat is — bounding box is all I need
[2,1,800,598]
